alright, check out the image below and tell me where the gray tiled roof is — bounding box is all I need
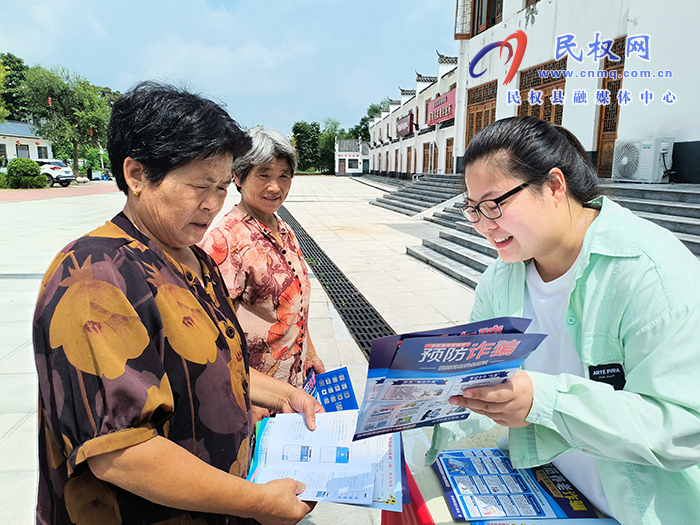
[338,139,359,152]
[0,120,39,138]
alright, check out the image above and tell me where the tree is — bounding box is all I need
[318,118,341,174]
[0,63,8,122]
[22,66,110,178]
[342,98,389,144]
[291,120,320,172]
[0,53,29,121]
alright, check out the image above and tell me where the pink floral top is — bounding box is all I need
[201,205,311,388]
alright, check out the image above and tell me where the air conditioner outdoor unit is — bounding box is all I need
[611,137,674,183]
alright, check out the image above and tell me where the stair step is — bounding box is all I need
[600,183,700,205]
[613,197,700,220]
[422,237,496,274]
[406,245,484,289]
[633,210,700,236]
[439,229,497,258]
[370,199,421,216]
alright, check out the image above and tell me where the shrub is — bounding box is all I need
[0,173,7,188]
[7,173,47,188]
[7,157,41,177]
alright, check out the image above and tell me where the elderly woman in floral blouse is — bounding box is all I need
[201,127,324,420]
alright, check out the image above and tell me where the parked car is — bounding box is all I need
[37,160,75,187]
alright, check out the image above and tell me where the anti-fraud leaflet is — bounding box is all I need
[248,411,394,506]
[432,448,606,522]
[354,318,545,440]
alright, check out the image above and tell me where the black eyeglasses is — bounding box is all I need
[460,182,531,223]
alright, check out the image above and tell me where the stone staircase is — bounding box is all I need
[407,182,700,289]
[370,173,464,216]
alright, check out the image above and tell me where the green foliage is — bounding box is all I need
[0,64,8,122]
[0,53,29,121]
[0,173,7,188]
[292,120,320,172]
[7,157,40,177]
[6,173,47,189]
[318,118,339,174]
[23,66,111,174]
[5,158,45,188]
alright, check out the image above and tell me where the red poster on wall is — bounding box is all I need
[427,89,455,126]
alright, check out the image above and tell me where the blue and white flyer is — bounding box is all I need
[354,317,545,441]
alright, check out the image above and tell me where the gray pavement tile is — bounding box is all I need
[0,413,38,472]
[0,344,37,375]
[0,469,38,525]
[0,373,38,415]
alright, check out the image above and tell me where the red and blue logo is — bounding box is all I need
[469,30,527,85]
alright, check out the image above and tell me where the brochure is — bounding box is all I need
[432,448,619,523]
[247,410,403,509]
[353,318,546,441]
[303,366,359,412]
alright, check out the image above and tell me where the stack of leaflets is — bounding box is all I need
[247,410,405,511]
[353,317,546,441]
[432,448,620,524]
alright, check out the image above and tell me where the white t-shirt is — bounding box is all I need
[522,260,611,517]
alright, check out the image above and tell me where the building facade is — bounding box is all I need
[335,139,370,176]
[370,0,700,183]
[0,121,53,167]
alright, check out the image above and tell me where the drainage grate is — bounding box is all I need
[277,206,396,359]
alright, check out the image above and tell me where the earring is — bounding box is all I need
[133,190,140,197]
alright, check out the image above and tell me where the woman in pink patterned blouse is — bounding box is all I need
[201,127,325,419]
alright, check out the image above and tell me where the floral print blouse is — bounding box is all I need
[33,212,253,525]
[201,206,311,389]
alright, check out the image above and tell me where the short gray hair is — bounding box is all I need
[232,126,297,191]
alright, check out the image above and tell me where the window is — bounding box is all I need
[454,0,502,40]
[445,138,454,174]
[432,144,439,173]
[518,58,567,126]
[423,143,430,173]
[16,144,29,158]
[38,146,49,159]
[466,80,498,148]
[348,159,358,169]
[0,144,6,166]
[407,147,413,178]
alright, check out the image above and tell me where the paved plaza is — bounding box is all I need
[0,176,478,524]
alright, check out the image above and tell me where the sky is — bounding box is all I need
[1,0,458,136]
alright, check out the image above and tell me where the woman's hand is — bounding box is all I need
[253,478,316,525]
[305,352,325,375]
[252,405,271,424]
[449,370,534,428]
[278,387,325,431]
[304,336,326,375]
[249,368,324,430]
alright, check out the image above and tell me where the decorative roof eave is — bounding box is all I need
[388,99,401,106]
[400,87,416,96]
[437,50,458,64]
[415,70,437,83]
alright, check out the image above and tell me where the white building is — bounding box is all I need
[0,120,53,167]
[370,0,700,184]
[335,139,370,176]
[369,52,459,180]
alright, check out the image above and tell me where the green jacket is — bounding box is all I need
[428,197,700,525]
